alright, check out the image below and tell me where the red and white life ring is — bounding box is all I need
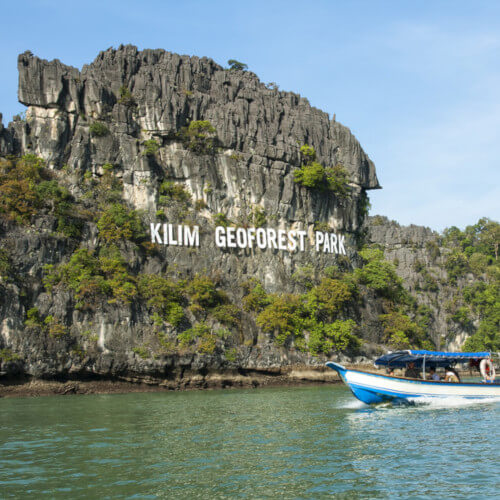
[479,359,496,382]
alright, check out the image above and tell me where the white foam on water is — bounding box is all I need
[337,398,366,409]
[407,395,500,409]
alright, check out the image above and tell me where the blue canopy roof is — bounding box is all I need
[375,350,491,368]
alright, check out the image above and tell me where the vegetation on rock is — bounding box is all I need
[142,139,159,157]
[294,145,350,196]
[89,121,109,137]
[118,85,135,106]
[227,59,248,71]
[97,203,144,243]
[437,219,500,351]
[178,120,217,154]
[0,155,81,235]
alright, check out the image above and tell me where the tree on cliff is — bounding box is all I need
[227,59,248,71]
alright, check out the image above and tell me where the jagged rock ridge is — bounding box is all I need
[3,46,484,389]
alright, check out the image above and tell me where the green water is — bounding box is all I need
[0,385,499,499]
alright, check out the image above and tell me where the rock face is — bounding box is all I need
[0,46,382,385]
[15,47,378,188]
[0,46,475,388]
[366,216,479,350]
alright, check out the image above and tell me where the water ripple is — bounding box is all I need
[0,386,498,498]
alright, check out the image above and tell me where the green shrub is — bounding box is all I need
[178,321,217,353]
[469,253,489,275]
[25,307,43,328]
[0,155,45,222]
[421,270,439,292]
[211,304,240,326]
[54,248,106,303]
[44,315,68,338]
[89,122,109,137]
[184,274,225,310]
[460,281,500,351]
[445,251,469,281]
[224,347,237,362]
[0,249,11,280]
[256,294,305,345]
[300,144,316,164]
[96,169,124,204]
[294,144,350,195]
[97,203,144,242]
[462,316,499,351]
[0,155,82,230]
[44,246,138,306]
[379,310,432,349]
[179,120,217,154]
[313,221,331,232]
[194,199,207,211]
[0,348,21,362]
[326,165,350,197]
[118,85,135,106]
[213,212,231,227]
[425,240,441,261]
[450,306,472,328]
[371,215,386,226]
[354,247,405,301]
[294,161,326,189]
[34,180,81,237]
[305,278,352,320]
[137,274,184,326]
[308,319,360,355]
[159,181,191,204]
[143,139,159,157]
[242,282,270,312]
[98,245,137,304]
[252,206,266,227]
[132,346,149,359]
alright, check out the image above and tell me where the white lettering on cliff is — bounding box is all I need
[151,223,347,255]
[150,223,199,247]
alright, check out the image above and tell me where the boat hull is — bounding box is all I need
[326,362,500,404]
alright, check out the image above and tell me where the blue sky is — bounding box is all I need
[1,0,499,231]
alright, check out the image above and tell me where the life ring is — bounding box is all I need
[480,359,496,382]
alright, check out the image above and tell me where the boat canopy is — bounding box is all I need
[375,350,491,368]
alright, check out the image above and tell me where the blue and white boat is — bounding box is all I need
[326,350,500,404]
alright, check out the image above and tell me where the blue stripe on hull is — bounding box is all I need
[350,386,387,404]
[347,382,494,404]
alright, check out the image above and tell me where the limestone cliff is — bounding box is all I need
[1,46,493,390]
[0,46,382,386]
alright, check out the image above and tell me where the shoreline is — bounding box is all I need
[2,365,478,399]
[0,367,345,398]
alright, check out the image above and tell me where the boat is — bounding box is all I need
[326,350,500,404]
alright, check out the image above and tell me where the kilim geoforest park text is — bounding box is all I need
[150,223,347,255]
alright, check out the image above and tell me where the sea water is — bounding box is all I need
[0,385,498,498]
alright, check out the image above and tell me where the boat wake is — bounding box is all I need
[406,395,500,409]
[342,396,500,412]
[339,399,366,409]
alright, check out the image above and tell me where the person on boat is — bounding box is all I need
[444,365,461,383]
[404,362,420,379]
[428,367,440,381]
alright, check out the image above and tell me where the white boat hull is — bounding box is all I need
[326,362,500,404]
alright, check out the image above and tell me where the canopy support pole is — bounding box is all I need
[422,355,426,380]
